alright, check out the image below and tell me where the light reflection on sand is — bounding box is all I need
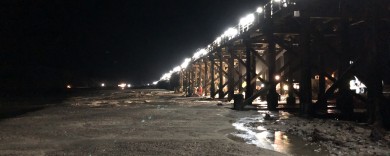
[232,114,327,156]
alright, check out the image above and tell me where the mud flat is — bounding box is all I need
[0,89,284,155]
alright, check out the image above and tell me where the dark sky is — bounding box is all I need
[1,0,265,85]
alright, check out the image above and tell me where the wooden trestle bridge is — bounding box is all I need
[159,0,389,126]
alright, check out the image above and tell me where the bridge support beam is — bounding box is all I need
[336,19,354,118]
[317,50,327,111]
[286,50,296,105]
[228,46,235,101]
[299,17,312,116]
[265,6,278,111]
[210,54,216,98]
[218,49,224,99]
[198,61,202,92]
[244,38,253,103]
[204,58,208,96]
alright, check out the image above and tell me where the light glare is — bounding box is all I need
[180,58,191,69]
[283,85,289,91]
[173,66,182,72]
[118,83,126,88]
[192,48,208,59]
[275,75,281,81]
[239,13,255,26]
[256,7,263,13]
[223,27,238,38]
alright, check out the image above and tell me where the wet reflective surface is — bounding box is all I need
[232,112,329,156]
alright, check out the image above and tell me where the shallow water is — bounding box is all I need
[231,113,329,156]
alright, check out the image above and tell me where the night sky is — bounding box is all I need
[1,0,265,87]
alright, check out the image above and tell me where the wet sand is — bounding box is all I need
[240,110,390,156]
[0,89,284,155]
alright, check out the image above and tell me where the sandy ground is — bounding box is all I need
[0,89,284,156]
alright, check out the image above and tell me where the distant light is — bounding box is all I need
[153,81,158,85]
[239,13,255,27]
[256,7,264,13]
[127,84,131,88]
[242,82,247,88]
[223,27,238,39]
[283,85,289,91]
[180,58,191,69]
[293,83,300,90]
[118,83,126,88]
[192,48,208,60]
[160,72,172,81]
[66,85,72,89]
[275,75,281,81]
[294,11,300,17]
[101,83,105,87]
[261,84,265,88]
[215,37,222,45]
[173,66,182,72]
[147,83,150,86]
[274,0,281,2]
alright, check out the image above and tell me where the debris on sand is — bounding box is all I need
[263,113,272,120]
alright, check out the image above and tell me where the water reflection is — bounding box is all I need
[232,115,328,156]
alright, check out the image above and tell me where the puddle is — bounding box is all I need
[231,115,328,156]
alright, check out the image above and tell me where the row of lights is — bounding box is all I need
[66,83,131,89]
[153,0,289,84]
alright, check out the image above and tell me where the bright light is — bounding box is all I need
[127,84,131,88]
[256,7,264,13]
[118,83,126,88]
[147,83,150,86]
[101,83,105,87]
[180,58,191,69]
[192,48,208,59]
[274,0,281,2]
[160,72,172,81]
[261,84,265,88]
[239,13,255,26]
[153,81,158,85]
[173,66,182,72]
[275,75,281,81]
[293,83,300,90]
[350,76,366,94]
[242,82,247,88]
[215,36,222,45]
[66,85,71,89]
[223,27,238,39]
[283,85,289,91]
